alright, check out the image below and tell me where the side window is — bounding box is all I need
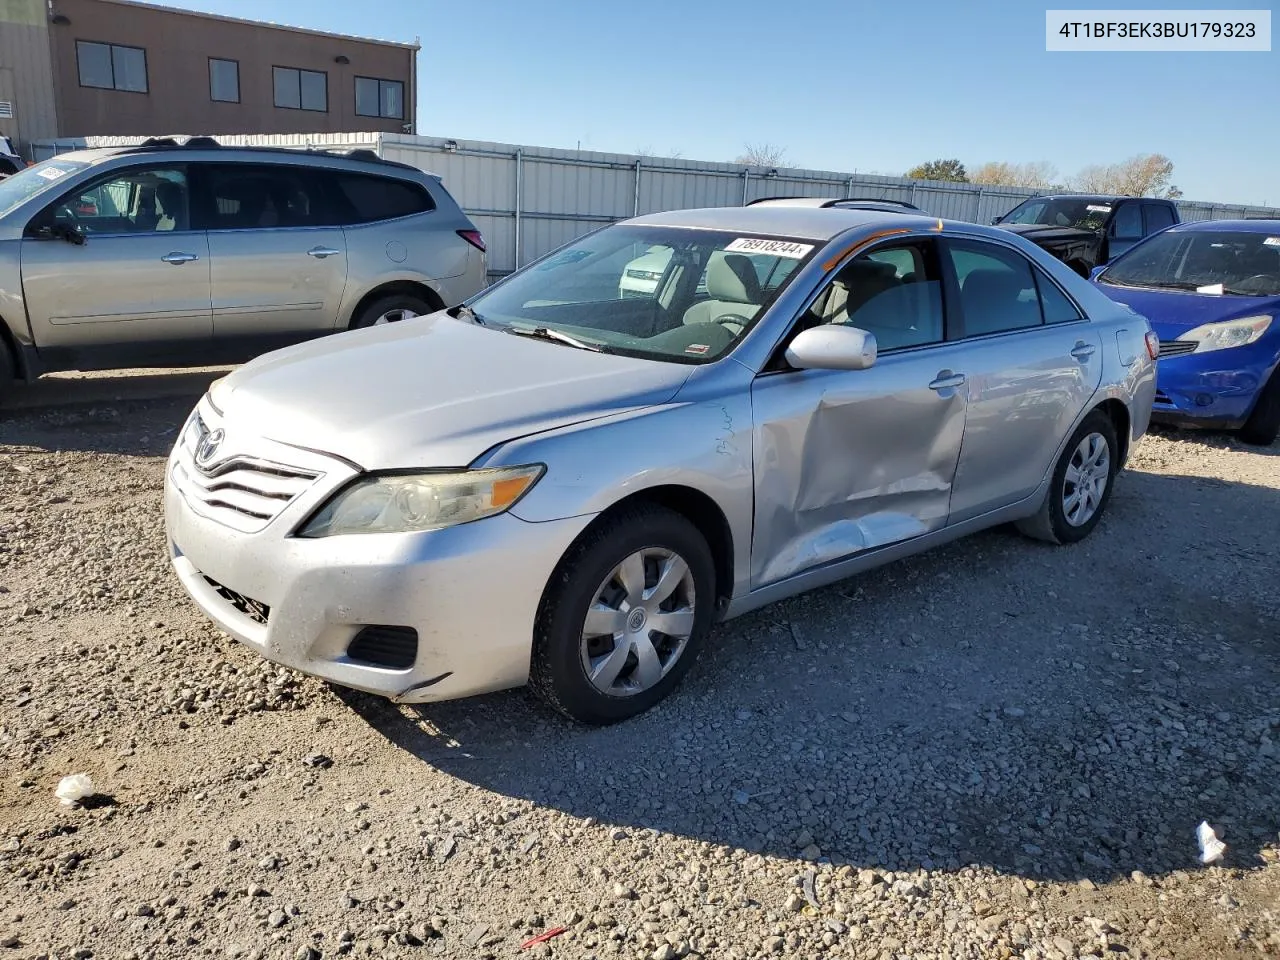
[1110,203,1143,240]
[1143,203,1176,234]
[1034,269,1083,324]
[42,166,188,234]
[807,241,944,351]
[944,240,1042,337]
[328,173,435,224]
[198,165,334,230]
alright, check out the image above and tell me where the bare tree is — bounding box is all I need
[736,142,789,167]
[1069,154,1180,198]
[970,160,1059,190]
[635,146,685,160]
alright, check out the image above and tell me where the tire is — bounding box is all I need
[0,338,14,401]
[531,504,716,725]
[1238,370,1280,446]
[1016,409,1119,545]
[349,292,434,330]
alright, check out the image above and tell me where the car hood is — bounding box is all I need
[996,223,1097,246]
[210,314,693,470]
[1092,283,1280,337]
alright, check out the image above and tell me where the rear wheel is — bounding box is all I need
[531,505,716,725]
[349,292,434,330]
[1238,371,1280,446]
[0,338,14,402]
[1016,409,1118,545]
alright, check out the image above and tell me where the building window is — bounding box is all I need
[76,41,148,93]
[273,66,327,112]
[355,77,405,119]
[209,58,239,103]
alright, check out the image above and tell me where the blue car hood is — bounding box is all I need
[1094,282,1279,337]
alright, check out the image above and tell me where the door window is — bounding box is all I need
[944,240,1043,337]
[798,241,945,353]
[197,165,334,230]
[327,172,434,224]
[42,167,188,234]
[1110,203,1143,240]
[1034,269,1084,324]
[1143,203,1176,234]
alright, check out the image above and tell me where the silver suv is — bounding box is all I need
[0,137,486,392]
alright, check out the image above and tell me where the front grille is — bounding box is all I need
[1157,339,1198,358]
[203,575,270,625]
[347,626,419,670]
[172,415,320,532]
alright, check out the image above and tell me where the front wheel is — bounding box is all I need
[349,293,434,330]
[1238,371,1280,446]
[1016,410,1119,544]
[531,505,716,724]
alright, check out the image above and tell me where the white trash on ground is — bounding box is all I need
[54,773,95,806]
[1197,820,1226,864]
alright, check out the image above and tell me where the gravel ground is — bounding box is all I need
[2,376,1279,960]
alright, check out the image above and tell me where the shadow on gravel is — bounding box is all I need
[341,468,1280,887]
[1148,421,1280,457]
[0,392,202,458]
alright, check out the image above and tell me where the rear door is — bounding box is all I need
[194,163,348,343]
[1142,201,1177,236]
[20,162,212,350]
[939,238,1103,522]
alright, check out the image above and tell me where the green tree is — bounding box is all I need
[905,159,968,183]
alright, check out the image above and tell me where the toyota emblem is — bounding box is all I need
[195,427,225,466]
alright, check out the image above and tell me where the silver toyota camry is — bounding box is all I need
[165,202,1157,724]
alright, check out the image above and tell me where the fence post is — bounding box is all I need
[909,183,917,207]
[633,159,642,217]
[741,169,750,205]
[514,148,523,270]
[846,175,854,198]
[975,187,984,223]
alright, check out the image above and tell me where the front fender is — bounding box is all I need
[477,392,756,600]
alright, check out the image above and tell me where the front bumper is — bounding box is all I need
[164,405,593,704]
[1152,349,1278,428]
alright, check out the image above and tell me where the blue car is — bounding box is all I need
[1091,219,1280,445]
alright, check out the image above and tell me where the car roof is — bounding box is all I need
[1020,194,1134,204]
[40,139,430,176]
[627,205,947,241]
[1168,218,1280,233]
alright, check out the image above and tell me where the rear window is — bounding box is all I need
[331,173,435,224]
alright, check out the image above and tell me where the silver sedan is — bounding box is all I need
[165,204,1157,724]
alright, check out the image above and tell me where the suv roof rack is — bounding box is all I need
[108,136,421,172]
[746,195,923,212]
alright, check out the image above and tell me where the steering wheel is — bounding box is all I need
[716,314,752,335]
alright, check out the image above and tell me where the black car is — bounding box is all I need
[992,194,1179,276]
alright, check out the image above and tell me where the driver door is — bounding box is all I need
[20,163,212,350]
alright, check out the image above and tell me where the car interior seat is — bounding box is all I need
[681,253,764,334]
[154,181,186,232]
[959,268,1039,336]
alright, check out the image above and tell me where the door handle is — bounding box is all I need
[1070,340,1097,362]
[307,246,341,259]
[928,370,967,391]
[161,252,199,265]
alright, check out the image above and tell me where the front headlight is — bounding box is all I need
[298,465,545,538]
[1178,315,1272,354]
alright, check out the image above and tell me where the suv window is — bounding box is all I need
[197,164,334,230]
[945,240,1043,336]
[1143,203,1176,234]
[1110,203,1143,240]
[329,172,434,224]
[42,166,188,234]
[802,241,944,352]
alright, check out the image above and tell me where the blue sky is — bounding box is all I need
[142,0,1277,205]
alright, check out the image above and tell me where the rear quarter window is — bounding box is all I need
[330,173,435,224]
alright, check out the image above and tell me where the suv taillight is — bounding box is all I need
[457,229,486,253]
[1145,331,1160,360]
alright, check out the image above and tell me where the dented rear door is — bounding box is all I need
[749,344,969,588]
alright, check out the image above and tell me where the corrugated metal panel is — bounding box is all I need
[28,129,1280,277]
[0,1,60,151]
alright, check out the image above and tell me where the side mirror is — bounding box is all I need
[990,216,1001,225]
[32,222,86,245]
[785,325,877,371]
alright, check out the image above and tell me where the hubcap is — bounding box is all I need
[579,547,696,698]
[373,308,418,326]
[1062,432,1110,527]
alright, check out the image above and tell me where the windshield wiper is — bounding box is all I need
[504,325,608,353]
[448,304,488,325]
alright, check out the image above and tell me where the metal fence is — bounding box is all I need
[34,131,1280,278]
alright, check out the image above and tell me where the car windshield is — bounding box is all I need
[0,158,88,218]
[465,225,816,363]
[1100,229,1280,297]
[1001,198,1112,231]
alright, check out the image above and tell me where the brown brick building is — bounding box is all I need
[0,0,417,154]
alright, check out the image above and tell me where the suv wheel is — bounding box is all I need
[350,293,434,329]
[531,505,715,725]
[0,339,14,401]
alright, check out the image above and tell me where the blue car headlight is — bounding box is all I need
[1178,315,1272,354]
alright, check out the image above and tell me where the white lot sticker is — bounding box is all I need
[1264,237,1280,247]
[36,166,67,181]
[724,238,814,259]
[1197,282,1225,295]
[685,343,710,355]
[1086,204,1113,213]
